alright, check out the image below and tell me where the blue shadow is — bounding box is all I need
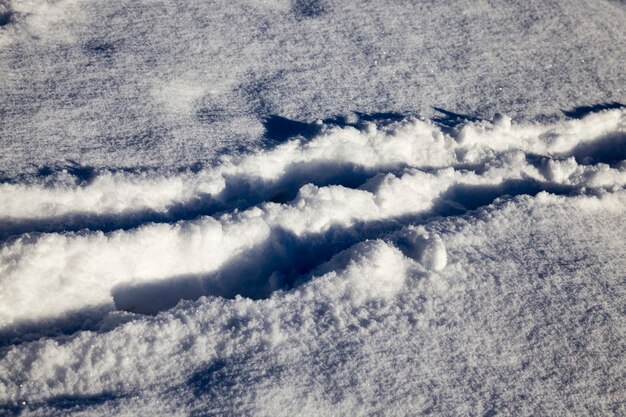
[562,102,624,119]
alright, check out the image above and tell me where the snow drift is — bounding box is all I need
[0,109,624,416]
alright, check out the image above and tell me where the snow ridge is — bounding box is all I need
[0,109,624,332]
[0,109,624,416]
[0,109,623,236]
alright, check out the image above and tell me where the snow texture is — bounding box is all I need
[0,1,625,416]
[0,0,625,176]
[0,107,624,416]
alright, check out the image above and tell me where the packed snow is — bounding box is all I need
[1,0,625,416]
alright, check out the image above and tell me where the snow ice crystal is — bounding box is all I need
[0,1,624,416]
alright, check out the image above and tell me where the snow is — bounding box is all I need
[1,109,623,233]
[1,110,623,327]
[0,0,625,416]
[0,191,624,416]
[0,107,624,415]
[405,228,448,272]
[1,0,625,176]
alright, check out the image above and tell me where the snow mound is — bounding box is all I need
[0,189,623,416]
[306,240,411,306]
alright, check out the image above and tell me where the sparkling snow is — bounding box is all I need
[0,1,625,416]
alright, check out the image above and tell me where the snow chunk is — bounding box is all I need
[310,240,410,306]
[399,227,448,271]
[541,157,579,183]
[420,234,448,271]
[493,113,512,129]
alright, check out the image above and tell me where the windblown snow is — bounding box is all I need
[1,0,625,175]
[0,108,625,416]
[1,0,625,416]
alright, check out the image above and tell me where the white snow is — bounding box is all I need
[0,1,625,416]
[1,110,623,326]
[1,0,625,175]
[414,230,448,272]
[0,107,624,415]
[0,189,623,416]
[0,109,623,226]
[306,240,411,306]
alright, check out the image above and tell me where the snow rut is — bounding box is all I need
[0,109,624,336]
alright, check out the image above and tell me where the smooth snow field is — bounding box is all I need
[1,1,625,417]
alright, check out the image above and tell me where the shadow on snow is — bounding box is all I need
[0,106,622,346]
[562,101,624,119]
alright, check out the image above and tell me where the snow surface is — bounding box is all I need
[1,1,625,416]
[0,0,625,176]
[0,108,624,416]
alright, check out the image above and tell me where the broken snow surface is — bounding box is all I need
[1,1,626,417]
[1,108,625,417]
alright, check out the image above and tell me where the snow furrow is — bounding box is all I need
[0,115,624,330]
[0,109,623,241]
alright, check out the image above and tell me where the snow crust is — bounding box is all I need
[0,1,625,415]
[1,0,625,175]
